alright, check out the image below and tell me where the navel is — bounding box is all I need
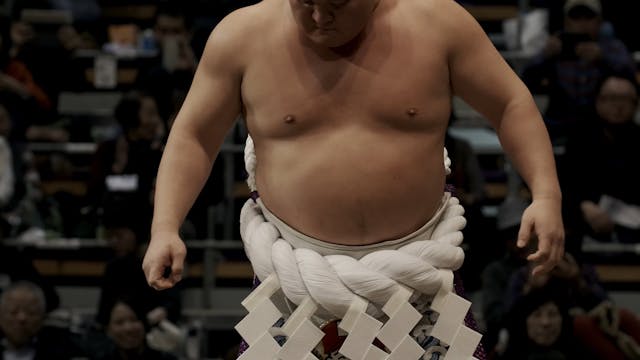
[406,108,418,117]
[284,114,296,124]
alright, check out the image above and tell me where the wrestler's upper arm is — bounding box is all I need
[445,2,530,128]
[169,10,250,157]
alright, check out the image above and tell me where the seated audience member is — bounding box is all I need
[560,73,640,245]
[480,196,534,355]
[507,253,640,359]
[95,204,181,330]
[0,101,66,238]
[1,18,70,143]
[507,253,608,315]
[0,133,59,309]
[0,19,52,111]
[0,103,22,237]
[137,2,197,122]
[91,296,178,360]
[500,283,597,360]
[0,281,84,359]
[0,244,60,312]
[521,0,635,143]
[87,91,164,225]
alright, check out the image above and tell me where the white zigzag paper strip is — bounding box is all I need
[236,278,482,360]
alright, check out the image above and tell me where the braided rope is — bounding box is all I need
[240,197,466,319]
[241,136,465,320]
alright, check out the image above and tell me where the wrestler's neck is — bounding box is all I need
[295,0,387,58]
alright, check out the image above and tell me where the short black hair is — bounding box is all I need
[114,92,142,135]
[103,294,148,328]
[596,71,640,98]
[114,91,154,136]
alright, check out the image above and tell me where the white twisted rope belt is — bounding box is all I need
[237,136,482,360]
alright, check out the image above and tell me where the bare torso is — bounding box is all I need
[241,0,453,245]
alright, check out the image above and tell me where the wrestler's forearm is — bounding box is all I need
[151,131,216,236]
[497,94,561,201]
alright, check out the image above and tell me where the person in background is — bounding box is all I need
[499,283,597,360]
[137,2,197,122]
[95,203,181,331]
[1,17,71,143]
[521,0,635,143]
[87,91,164,229]
[0,243,60,312]
[0,19,51,111]
[506,252,640,359]
[91,296,178,360]
[0,281,84,359]
[480,196,534,356]
[560,73,640,246]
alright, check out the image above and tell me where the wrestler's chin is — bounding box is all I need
[305,30,350,48]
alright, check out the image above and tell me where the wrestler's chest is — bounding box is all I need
[243,54,451,137]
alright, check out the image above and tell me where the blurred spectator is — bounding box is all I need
[500,283,597,360]
[137,2,196,122]
[2,17,72,143]
[0,18,52,111]
[507,253,640,359]
[87,91,164,229]
[95,204,181,331]
[480,196,534,355]
[91,296,178,360]
[560,73,640,246]
[10,9,89,108]
[506,253,608,316]
[482,192,640,359]
[0,101,64,239]
[0,281,84,359]
[0,244,60,312]
[521,0,635,143]
[0,102,26,237]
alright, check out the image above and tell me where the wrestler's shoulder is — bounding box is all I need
[399,0,477,29]
[201,2,275,64]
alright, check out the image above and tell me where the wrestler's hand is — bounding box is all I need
[142,231,187,290]
[517,198,565,277]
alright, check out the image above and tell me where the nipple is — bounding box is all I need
[284,115,296,124]
[407,108,418,117]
